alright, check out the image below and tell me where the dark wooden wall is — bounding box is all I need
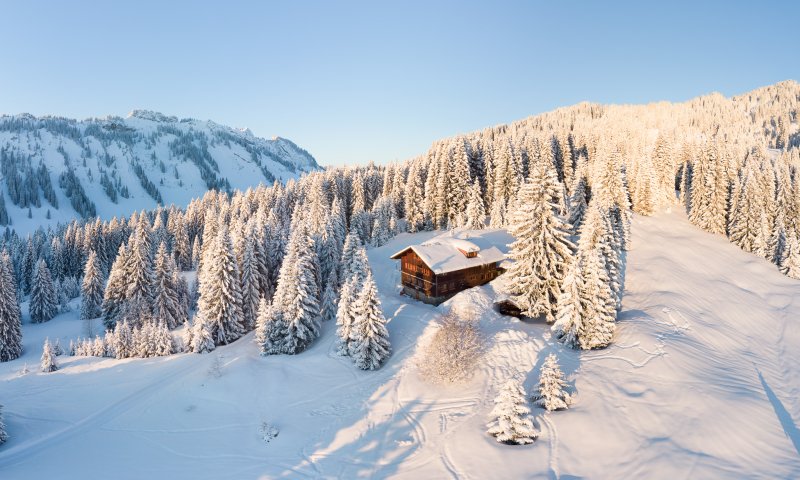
[399,249,502,301]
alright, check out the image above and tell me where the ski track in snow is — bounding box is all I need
[540,414,559,480]
[0,356,198,467]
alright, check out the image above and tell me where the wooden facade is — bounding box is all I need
[397,249,503,305]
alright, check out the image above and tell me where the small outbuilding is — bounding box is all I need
[390,230,507,305]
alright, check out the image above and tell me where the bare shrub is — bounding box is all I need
[418,310,484,384]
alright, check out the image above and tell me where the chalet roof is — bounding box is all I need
[390,230,507,275]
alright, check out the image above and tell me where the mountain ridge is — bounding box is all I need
[0,110,319,233]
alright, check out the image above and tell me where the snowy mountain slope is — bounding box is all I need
[1,213,800,478]
[0,111,319,233]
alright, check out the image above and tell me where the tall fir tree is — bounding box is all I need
[336,247,369,356]
[122,220,156,327]
[153,242,186,330]
[102,243,129,329]
[0,404,8,445]
[237,235,260,331]
[30,259,57,324]
[349,273,391,370]
[81,250,105,320]
[781,233,800,280]
[506,164,574,322]
[551,255,583,348]
[486,379,538,445]
[196,227,245,346]
[0,251,22,362]
[464,180,486,230]
[261,216,320,355]
[577,246,617,350]
[532,353,572,411]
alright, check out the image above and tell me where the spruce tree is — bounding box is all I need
[153,243,185,330]
[81,250,105,320]
[0,404,7,445]
[567,175,588,232]
[30,259,57,323]
[335,276,358,356]
[506,165,574,322]
[336,247,369,355]
[551,256,584,348]
[0,251,22,362]
[190,314,216,354]
[339,231,362,284]
[40,338,58,372]
[349,273,391,370]
[268,218,320,354]
[238,236,260,331]
[113,321,134,359]
[532,353,572,411]
[578,246,617,350]
[320,270,339,323]
[255,298,286,355]
[486,379,538,445]
[464,180,486,229]
[781,234,800,280]
[102,243,129,329]
[196,228,245,346]
[123,221,156,327]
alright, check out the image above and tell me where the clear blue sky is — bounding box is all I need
[0,1,797,166]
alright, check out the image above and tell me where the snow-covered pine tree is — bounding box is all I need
[506,163,574,322]
[464,180,486,229]
[551,255,583,348]
[0,251,22,362]
[781,233,800,280]
[0,404,7,445]
[532,353,572,411]
[103,243,128,330]
[30,259,57,323]
[40,338,58,373]
[335,275,358,356]
[113,320,134,359]
[254,297,287,355]
[190,238,201,269]
[196,227,245,346]
[172,217,192,271]
[320,270,339,323]
[237,235,259,332]
[336,247,370,355]
[339,231,362,284]
[578,246,617,349]
[190,313,216,354]
[267,216,320,354]
[769,215,788,266]
[567,173,589,232]
[81,250,105,320]
[21,238,35,295]
[486,379,538,445]
[403,161,425,232]
[153,242,185,329]
[349,273,391,370]
[123,220,156,327]
[370,196,395,247]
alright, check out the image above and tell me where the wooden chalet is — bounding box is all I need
[390,231,507,305]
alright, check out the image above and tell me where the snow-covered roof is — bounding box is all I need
[390,230,507,275]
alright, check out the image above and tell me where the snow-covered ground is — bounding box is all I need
[1,212,800,478]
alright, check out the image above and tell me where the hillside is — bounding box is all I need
[1,211,798,479]
[0,110,319,233]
